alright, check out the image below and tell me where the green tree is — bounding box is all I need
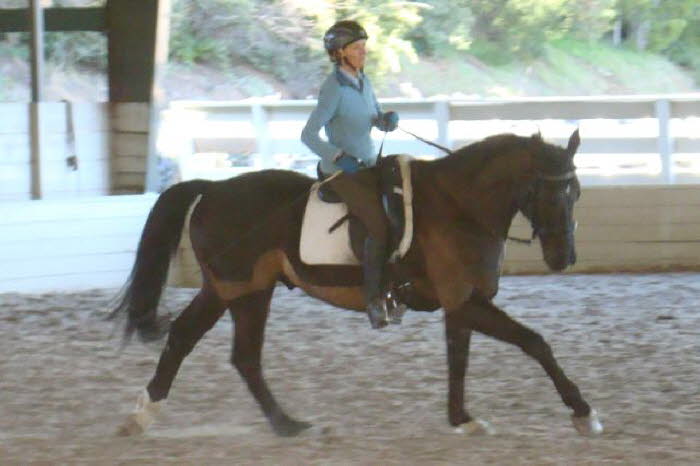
[467,0,576,62]
[563,0,617,42]
[312,0,422,77]
[167,0,423,96]
[614,0,698,52]
[406,0,474,57]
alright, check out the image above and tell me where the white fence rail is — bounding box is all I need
[164,94,700,185]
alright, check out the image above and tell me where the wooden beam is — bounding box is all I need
[0,7,106,32]
[107,1,161,102]
[107,0,171,193]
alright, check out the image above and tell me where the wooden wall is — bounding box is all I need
[0,101,150,200]
[0,194,156,293]
[0,103,31,200]
[504,185,700,273]
[172,185,700,288]
[1,102,110,200]
[110,102,151,194]
[0,185,696,293]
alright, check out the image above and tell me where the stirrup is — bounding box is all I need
[385,289,407,325]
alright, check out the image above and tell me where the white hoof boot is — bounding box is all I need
[571,409,603,436]
[116,389,164,436]
[454,419,495,436]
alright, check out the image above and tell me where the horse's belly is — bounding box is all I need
[281,255,366,311]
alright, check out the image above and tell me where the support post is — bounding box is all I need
[655,99,674,184]
[29,0,45,199]
[107,0,171,193]
[434,99,450,157]
[251,103,272,168]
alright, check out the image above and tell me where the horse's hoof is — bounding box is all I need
[272,418,313,437]
[454,419,495,436]
[116,389,163,437]
[571,409,604,436]
[116,414,145,437]
[371,319,389,329]
[367,300,389,329]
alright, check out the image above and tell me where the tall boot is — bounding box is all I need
[363,235,389,329]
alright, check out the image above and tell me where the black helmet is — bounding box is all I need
[323,20,368,53]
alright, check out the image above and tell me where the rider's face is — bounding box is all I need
[340,39,367,73]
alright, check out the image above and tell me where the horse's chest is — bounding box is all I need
[418,223,502,304]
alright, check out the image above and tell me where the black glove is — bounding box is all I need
[376,111,399,132]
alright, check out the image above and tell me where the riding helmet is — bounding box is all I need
[323,20,368,53]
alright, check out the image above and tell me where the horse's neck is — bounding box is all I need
[429,149,534,238]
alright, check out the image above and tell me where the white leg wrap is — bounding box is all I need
[571,408,604,436]
[132,388,163,430]
[454,418,495,435]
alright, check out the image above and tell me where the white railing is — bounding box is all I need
[160,94,700,185]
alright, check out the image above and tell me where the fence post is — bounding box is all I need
[251,102,272,168]
[29,0,45,199]
[655,99,674,184]
[434,99,450,156]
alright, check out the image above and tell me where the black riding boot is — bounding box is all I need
[363,235,389,329]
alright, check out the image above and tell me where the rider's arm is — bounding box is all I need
[368,79,399,132]
[301,77,342,164]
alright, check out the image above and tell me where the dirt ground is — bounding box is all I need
[1,273,699,465]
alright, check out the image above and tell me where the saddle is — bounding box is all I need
[306,155,413,264]
[299,156,414,319]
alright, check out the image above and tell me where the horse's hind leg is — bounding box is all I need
[444,312,475,424]
[444,311,495,435]
[230,288,312,437]
[454,293,602,436]
[117,288,226,436]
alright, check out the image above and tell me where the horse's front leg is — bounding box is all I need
[460,293,603,436]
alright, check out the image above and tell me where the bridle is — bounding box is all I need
[510,169,579,244]
[398,127,580,245]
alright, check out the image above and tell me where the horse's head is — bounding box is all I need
[519,129,581,271]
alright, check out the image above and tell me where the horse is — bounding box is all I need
[110,129,603,437]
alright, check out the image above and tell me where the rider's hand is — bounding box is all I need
[376,111,399,132]
[334,152,362,173]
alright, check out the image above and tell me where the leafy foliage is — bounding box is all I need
[0,0,698,96]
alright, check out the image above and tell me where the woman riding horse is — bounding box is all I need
[301,20,400,329]
[111,128,603,438]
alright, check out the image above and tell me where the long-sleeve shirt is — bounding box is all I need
[301,66,382,175]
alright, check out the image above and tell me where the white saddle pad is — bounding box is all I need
[299,183,360,265]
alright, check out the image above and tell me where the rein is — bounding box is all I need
[538,170,577,182]
[399,127,454,156]
[390,128,578,246]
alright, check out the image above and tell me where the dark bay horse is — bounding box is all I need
[112,129,603,437]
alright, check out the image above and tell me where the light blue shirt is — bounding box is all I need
[301,66,382,175]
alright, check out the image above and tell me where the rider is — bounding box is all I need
[301,19,400,329]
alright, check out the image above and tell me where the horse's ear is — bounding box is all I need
[566,128,580,156]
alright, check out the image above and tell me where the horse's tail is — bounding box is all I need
[109,179,210,343]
